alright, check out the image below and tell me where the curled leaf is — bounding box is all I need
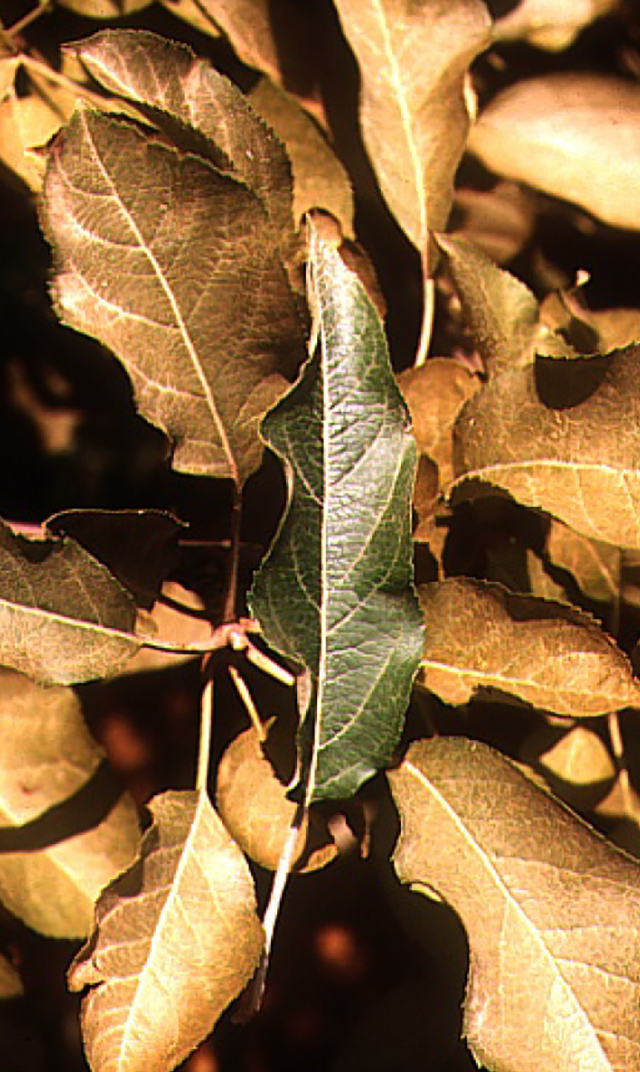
[69,790,264,1072]
[419,578,640,716]
[469,74,640,232]
[0,670,139,938]
[390,737,640,1072]
[216,725,337,871]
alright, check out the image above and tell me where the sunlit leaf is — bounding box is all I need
[590,308,640,352]
[250,229,424,801]
[249,76,354,237]
[492,0,619,51]
[543,520,621,605]
[57,0,153,15]
[419,578,640,716]
[469,74,640,232]
[216,724,337,871]
[397,357,479,488]
[332,0,491,253]
[436,234,568,376]
[452,346,640,549]
[0,670,139,938]
[0,954,23,1000]
[157,0,222,37]
[390,737,640,1072]
[42,103,305,486]
[0,519,140,684]
[69,790,264,1072]
[0,52,18,102]
[0,77,74,192]
[71,30,296,247]
[521,724,616,811]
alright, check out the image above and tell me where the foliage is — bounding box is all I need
[0,2,640,1071]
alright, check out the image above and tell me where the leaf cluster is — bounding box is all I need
[1,2,640,1072]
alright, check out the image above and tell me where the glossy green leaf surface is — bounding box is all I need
[250,231,424,801]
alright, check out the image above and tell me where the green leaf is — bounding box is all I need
[0,519,140,685]
[419,579,640,716]
[0,670,140,938]
[452,346,640,550]
[69,790,264,1072]
[42,102,305,486]
[70,30,296,246]
[249,230,424,801]
[332,0,491,253]
[390,737,640,1072]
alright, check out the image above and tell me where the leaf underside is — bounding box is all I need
[390,737,640,1072]
[250,231,424,801]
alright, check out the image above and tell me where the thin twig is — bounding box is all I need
[221,487,243,624]
[6,1,52,40]
[195,678,214,793]
[228,665,266,741]
[414,250,435,367]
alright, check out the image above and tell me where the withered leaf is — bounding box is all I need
[521,724,616,812]
[57,0,153,16]
[0,954,22,1000]
[216,725,337,872]
[69,790,264,1072]
[452,346,640,549]
[42,103,305,486]
[0,519,140,684]
[419,578,640,716]
[249,76,354,237]
[163,0,325,117]
[390,737,640,1072]
[469,74,640,232]
[544,520,621,605]
[332,0,491,253]
[492,0,619,51]
[71,30,295,246]
[436,234,567,376]
[0,670,140,938]
[397,357,479,488]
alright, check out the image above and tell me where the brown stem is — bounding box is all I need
[221,486,243,624]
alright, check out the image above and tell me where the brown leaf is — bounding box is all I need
[0,519,140,684]
[42,103,305,486]
[332,0,491,253]
[0,77,74,192]
[122,582,211,674]
[469,74,640,232]
[157,0,222,37]
[0,670,140,938]
[412,455,440,538]
[590,308,640,352]
[216,724,337,872]
[492,0,619,51]
[398,357,479,487]
[544,520,621,604]
[390,736,640,1072]
[57,0,153,15]
[69,790,264,1072]
[436,234,567,376]
[419,578,640,716]
[71,30,296,248]
[249,76,354,237]
[452,347,640,549]
[521,724,616,811]
[451,180,535,265]
[0,954,23,1000]
[160,0,326,119]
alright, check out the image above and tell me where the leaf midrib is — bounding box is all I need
[80,109,239,486]
[370,0,426,247]
[404,760,607,1065]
